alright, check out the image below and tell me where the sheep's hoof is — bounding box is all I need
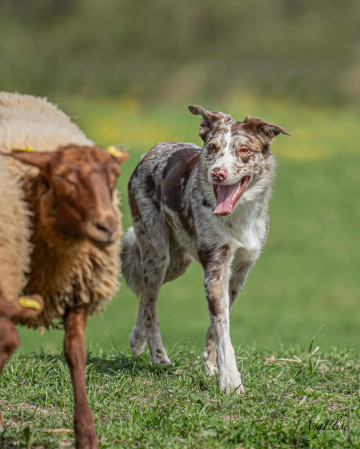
[75,428,98,449]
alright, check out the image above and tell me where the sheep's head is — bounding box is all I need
[9,145,129,247]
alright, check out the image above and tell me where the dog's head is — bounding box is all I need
[189,105,290,216]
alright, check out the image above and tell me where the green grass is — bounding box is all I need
[0,345,359,448]
[16,94,360,354]
[4,94,360,446]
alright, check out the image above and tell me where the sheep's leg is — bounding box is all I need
[64,307,98,449]
[0,316,20,433]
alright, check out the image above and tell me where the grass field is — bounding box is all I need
[2,95,360,447]
[16,94,360,354]
[0,346,359,448]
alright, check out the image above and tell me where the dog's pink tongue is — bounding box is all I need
[213,184,239,215]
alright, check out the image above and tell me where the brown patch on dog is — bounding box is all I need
[242,116,291,150]
[240,154,251,163]
[129,189,140,219]
[230,118,290,153]
[201,244,231,316]
[188,105,233,142]
[145,174,161,213]
[187,153,200,173]
[163,148,200,237]
[207,275,222,315]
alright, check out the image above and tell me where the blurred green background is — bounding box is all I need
[0,0,359,353]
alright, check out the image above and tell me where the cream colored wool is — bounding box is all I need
[0,155,31,302]
[0,92,122,329]
[0,91,93,179]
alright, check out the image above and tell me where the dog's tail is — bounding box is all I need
[121,227,143,297]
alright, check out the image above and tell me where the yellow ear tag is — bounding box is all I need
[19,297,41,310]
[107,146,123,158]
[12,145,34,152]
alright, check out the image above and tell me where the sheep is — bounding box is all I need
[0,154,31,307]
[0,154,44,432]
[0,92,129,449]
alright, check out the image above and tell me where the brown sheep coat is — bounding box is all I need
[0,92,122,329]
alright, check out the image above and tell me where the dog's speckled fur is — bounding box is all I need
[121,105,290,394]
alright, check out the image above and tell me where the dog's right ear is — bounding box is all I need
[188,105,212,118]
[188,105,232,142]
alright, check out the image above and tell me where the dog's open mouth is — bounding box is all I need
[212,176,250,216]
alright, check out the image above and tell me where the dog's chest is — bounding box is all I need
[216,207,266,254]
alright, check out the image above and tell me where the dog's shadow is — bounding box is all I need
[87,352,151,375]
[88,352,178,377]
[31,351,174,378]
[0,440,18,449]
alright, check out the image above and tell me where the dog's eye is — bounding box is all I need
[238,148,249,155]
[208,146,217,154]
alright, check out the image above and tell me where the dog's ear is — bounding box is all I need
[188,105,232,141]
[242,116,291,148]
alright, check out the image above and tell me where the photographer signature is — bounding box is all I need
[301,415,348,441]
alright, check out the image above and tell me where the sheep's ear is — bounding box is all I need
[107,146,130,164]
[115,150,129,164]
[6,150,53,173]
[242,116,291,148]
[188,105,232,142]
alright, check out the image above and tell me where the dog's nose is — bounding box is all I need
[211,167,228,182]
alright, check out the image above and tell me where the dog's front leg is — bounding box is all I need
[202,245,245,395]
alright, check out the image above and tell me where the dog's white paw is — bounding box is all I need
[219,370,245,395]
[129,327,147,357]
[152,349,172,366]
[203,359,219,376]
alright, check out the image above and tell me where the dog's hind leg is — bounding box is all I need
[128,203,171,365]
[130,241,170,365]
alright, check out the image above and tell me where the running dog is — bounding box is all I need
[121,105,290,394]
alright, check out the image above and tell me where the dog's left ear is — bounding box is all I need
[189,105,232,141]
[243,116,291,148]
